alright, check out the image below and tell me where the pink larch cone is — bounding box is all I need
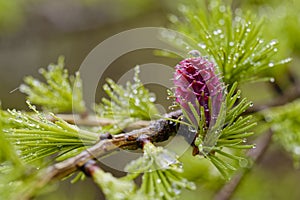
[174,56,223,129]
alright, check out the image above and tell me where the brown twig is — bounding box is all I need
[48,114,151,131]
[37,110,182,184]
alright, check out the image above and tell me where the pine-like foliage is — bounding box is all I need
[125,142,196,199]
[4,101,97,164]
[264,99,300,168]
[94,66,159,134]
[20,56,86,113]
[95,66,159,121]
[167,0,291,85]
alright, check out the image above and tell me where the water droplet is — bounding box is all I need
[198,43,207,49]
[219,19,225,25]
[246,28,251,32]
[188,50,201,57]
[187,182,197,190]
[206,34,212,39]
[188,126,197,133]
[269,78,275,83]
[167,187,173,193]
[173,187,181,195]
[249,102,254,107]
[15,119,23,124]
[268,62,275,67]
[239,158,248,167]
[213,29,222,35]
[156,178,162,184]
[229,42,234,47]
[37,68,44,74]
[32,80,40,87]
[149,93,156,102]
[75,81,82,88]
[234,16,241,22]
[293,146,300,155]
[273,48,278,52]
[269,39,278,46]
[135,99,140,105]
[258,39,264,44]
[280,57,292,64]
[178,5,188,13]
[134,66,140,74]
[16,150,21,155]
[219,5,226,13]
[168,14,178,23]
[19,84,28,93]
[28,123,36,128]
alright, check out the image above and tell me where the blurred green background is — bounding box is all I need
[1,0,300,199]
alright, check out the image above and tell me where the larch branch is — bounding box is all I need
[39,110,182,183]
